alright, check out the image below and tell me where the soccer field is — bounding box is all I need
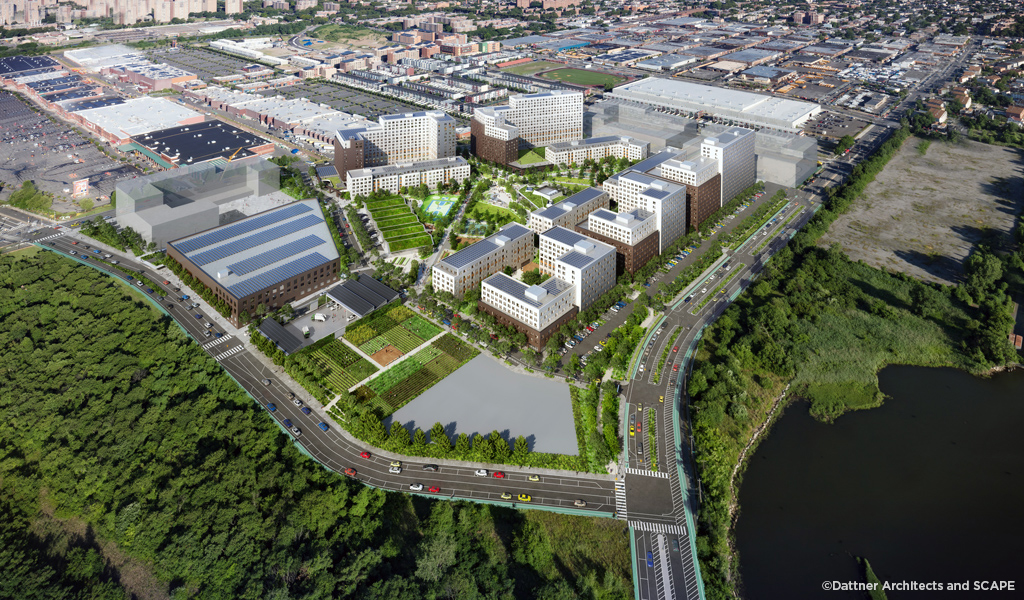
[537,68,626,87]
[500,60,565,75]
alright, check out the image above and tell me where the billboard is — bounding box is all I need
[72,178,89,199]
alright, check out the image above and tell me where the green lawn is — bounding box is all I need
[501,60,564,76]
[538,68,626,87]
[517,147,547,165]
[553,176,591,186]
[471,202,523,223]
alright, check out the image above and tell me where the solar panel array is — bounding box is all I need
[227,252,332,298]
[559,250,595,269]
[188,214,324,266]
[228,234,326,276]
[175,203,313,253]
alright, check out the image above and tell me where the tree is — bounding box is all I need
[390,422,411,447]
[511,436,529,464]
[429,422,450,454]
[413,428,428,449]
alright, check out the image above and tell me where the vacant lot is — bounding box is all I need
[501,60,564,76]
[312,24,385,48]
[821,137,1024,285]
[538,68,626,87]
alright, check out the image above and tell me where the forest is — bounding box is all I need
[688,127,1023,600]
[0,250,632,600]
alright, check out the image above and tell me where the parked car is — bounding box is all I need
[389,466,402,474]
[422,464,439,472]
[265,403,276,412]
[500,492,513,500]
[517,494,531,502]
[428,486,441,493]
[646,551,654,567]
[300,406,311,415]
[492,471,505,478]
[574,499,587,508]
[409,483,423,491]
[291,427,301,437]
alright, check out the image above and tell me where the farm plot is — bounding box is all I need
[402,315,442,340]
[364,195,432,252]
[356,334,478,415]
[345,305,439,365]
[306,338,379,392]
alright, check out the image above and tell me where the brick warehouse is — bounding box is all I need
[166,199,341,326]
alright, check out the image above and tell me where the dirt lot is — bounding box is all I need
[371,345,402,367]
[821,136,1024,285]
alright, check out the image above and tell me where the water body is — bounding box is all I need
[735,366,1024,599]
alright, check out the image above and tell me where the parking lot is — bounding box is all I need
[802,110,871,140]
[259,81,424,120]
[149,47,254,81]
[0,92,139,206]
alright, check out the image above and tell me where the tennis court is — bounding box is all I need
[424,194,458,217]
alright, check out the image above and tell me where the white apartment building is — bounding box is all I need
[527,187,609,234]
[602,171,688,253]
[539,227,616,310]
[346,156,469,197]
[475,90,583,148]
[584,208,658,246]
[473,107,519,142]
[480,274,576,332]
[335,111,456,169]
[545,135,649,166]
[431,223,533,297]
[658,155,720,188]
[700,127,756,205]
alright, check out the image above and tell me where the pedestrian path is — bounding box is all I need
[201,335,232,350]
[213,345,244,361]
[614,480,628,519]
[629,520,687,536]
[625,467,669,479]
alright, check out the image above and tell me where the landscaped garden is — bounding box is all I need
[345,304,444,366]
[353,333,479,416]
[365,195,434,252]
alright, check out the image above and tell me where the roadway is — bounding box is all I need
[25,226,621,518]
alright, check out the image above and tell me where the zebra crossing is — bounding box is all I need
[625,467,669,479]
[629,520,687,537]
[201,335,232,350]
[213,345,244,361]
[614,481,627,519]
[36,232,65,242]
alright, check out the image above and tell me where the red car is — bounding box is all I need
[344,468,357,477]
[428,486,441,493]
[673,346,679,352]
[636,422,642,433]
[673,364,680,372]
[492,471,505,478]
[359,451,371,459]
[162,280,170,285]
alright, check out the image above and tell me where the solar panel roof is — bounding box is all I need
[559,251,595,269]
[228,234,325,276]
[259,317,304,355]
[189,214,324,266]
[440,223,531,270]
[175,203,312,253]
[484,273,573,307]
[227,252,332,297]
[542,226,588,247]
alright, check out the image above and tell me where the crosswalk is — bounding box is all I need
[629,520,687,537]
[614,481,627,519]
[213,345,244,361]
[625,467,669,479]
[36,232,64,242]
[201,335,232,350]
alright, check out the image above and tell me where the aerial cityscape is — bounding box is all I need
[1,0,1023,597]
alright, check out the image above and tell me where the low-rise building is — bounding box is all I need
[527,187,609,234]
[431,223,533,298]
[346,156,469,197]
[545,135,649,166]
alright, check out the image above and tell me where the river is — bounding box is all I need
[735,366,1024,599]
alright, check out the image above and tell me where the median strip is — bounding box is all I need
[692,264,745,313]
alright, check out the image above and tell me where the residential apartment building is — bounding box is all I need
[346,156,469,198]
[333,111,456,181]
[574,207,659,275]
[658,156,723,230]
[699,127,756,205]
[478,274,578,349]
[470,107,520,165]
[545,135,649,166]
[538,226,616,310]
[431,223,533,297]
[527,187,609,234]
[602,171,688,253]
[471,90,583,164]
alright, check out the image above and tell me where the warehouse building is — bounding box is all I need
[131,120,275,167]
[527,186,610,234]
[167,199,341,327]
[74,96,204,145]
[608,78,821,132]
[431,222,533,298]
[585,99,699,151]
[116,158,282,248]
[326,273,400,318]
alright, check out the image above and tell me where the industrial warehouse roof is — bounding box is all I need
[326,274,399,318]
[133,120,271,166]
[63,44,143,70]
[0,55,59,76]
[169,199,339,300]
[75,97,202,139]
[608,78,820,132]
[438,223,531,271]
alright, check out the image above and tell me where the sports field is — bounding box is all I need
[424,194,458,218]
[500,60,564,75]
[538,68,626,87]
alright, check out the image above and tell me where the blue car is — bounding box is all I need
[126,276,134,281]
[145,288,153,294]
[266,403,277,412]
[301,406,311,415]
[646,551,653,567]
[283,419,293,428]
[195,314,202,319]
[317,422,329,432]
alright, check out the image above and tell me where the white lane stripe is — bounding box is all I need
[626,467,669,479]
[213,345,244,360]
[629,520,687,536]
